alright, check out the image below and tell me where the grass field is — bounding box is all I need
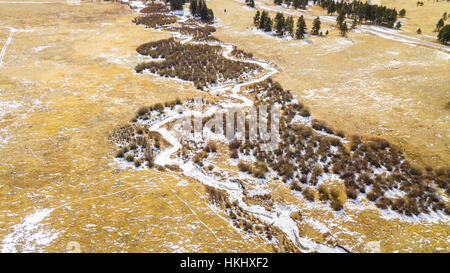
[210,0,450,169]
[0,0,448,253]
[0,1,273,252]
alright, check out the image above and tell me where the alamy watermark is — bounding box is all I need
[172,98,281,151]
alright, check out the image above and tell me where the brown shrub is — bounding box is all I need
[238,161,252,173]
[302,188,315,202]
[345,185,358,199]
[204,141,217,153]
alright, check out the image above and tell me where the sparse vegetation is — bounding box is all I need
[136,38,261,89]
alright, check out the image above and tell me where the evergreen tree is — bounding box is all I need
[246,0,255,8]
[436,18,445,32]
[312,16,321,35]
[264,17,273,32]
[254,10,261,26]
[190,0,197,15]
[340,21,348,36]
[443,12,448,21]
[295,15,306,39]
[336,11,345,27]
[259,11,268,29]
[438,24,450,44]
[416,28,422,34]
[399,9,406,17]
[351,17,358,29]
[285,16,294,37]
[274,12,285,36]
[395,21,401,29]
[170,0,184,10]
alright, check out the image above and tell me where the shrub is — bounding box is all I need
[331,197,344,211]
[229,138,241,150]
[125,154,134,162]
[376,197,392,210]
[336,130,345,138]
[290,211,302,221]
[312,120,334,134]
[193,151,207,166]
[129,143,137,150]
[204,141,217,153]
[230,148,239,159]
[134,159,141,167]
[302,188,315,202]
[318,185,329,201]
[299,108,310,117]
[154,103,164,112]
[116,149,124,158]
[345,185,358,199]
[238,161,252,173]
[290,181,302,192]
[253,163,268,178]
[312,165,324,178]
[137,107,148,116]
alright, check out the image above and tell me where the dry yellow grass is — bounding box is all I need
[0,1,272,252]
[382,0,450,36]
[1,0,448,253]
[210,0,450,168]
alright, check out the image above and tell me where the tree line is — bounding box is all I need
[317,0,401,28]
[274,0,310,10]
[168,0,185,11]
[253,10,323,39]
[189,0,214,22]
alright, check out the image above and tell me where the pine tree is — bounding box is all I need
[395,21,401,29]
[190,0,197,16]
[416,28,422,35]
[170,0,184,11]
[340,21,348,36]
[295,15,306,39]
[259,11,268,29]
[352,17,358,29]
[336,11,345,27]
[254,10,261,27]
[264,17,273,32]
[435,18,445,32]
[438,24,450,45]
[246,0,255,8]
[274,12,285,36]
[399,9,406,17]
[312,16,321,35]
[286,16,294,37]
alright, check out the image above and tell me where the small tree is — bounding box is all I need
[274,12,285,36]
[399,9,406,17]
[259,11,268,29]
[336,11,345,27]
[253,10,261,26]
[264,17,273,32]
[416,28,422,34]
[340,21,348,36]
[395,21,402,29]
[286,16,295,37]
[312,16,321,35]
[190,0,197,15]
[295,15,307,39]
[351,17,358,29]
[438,24,450,45]
[435,18,445,32]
